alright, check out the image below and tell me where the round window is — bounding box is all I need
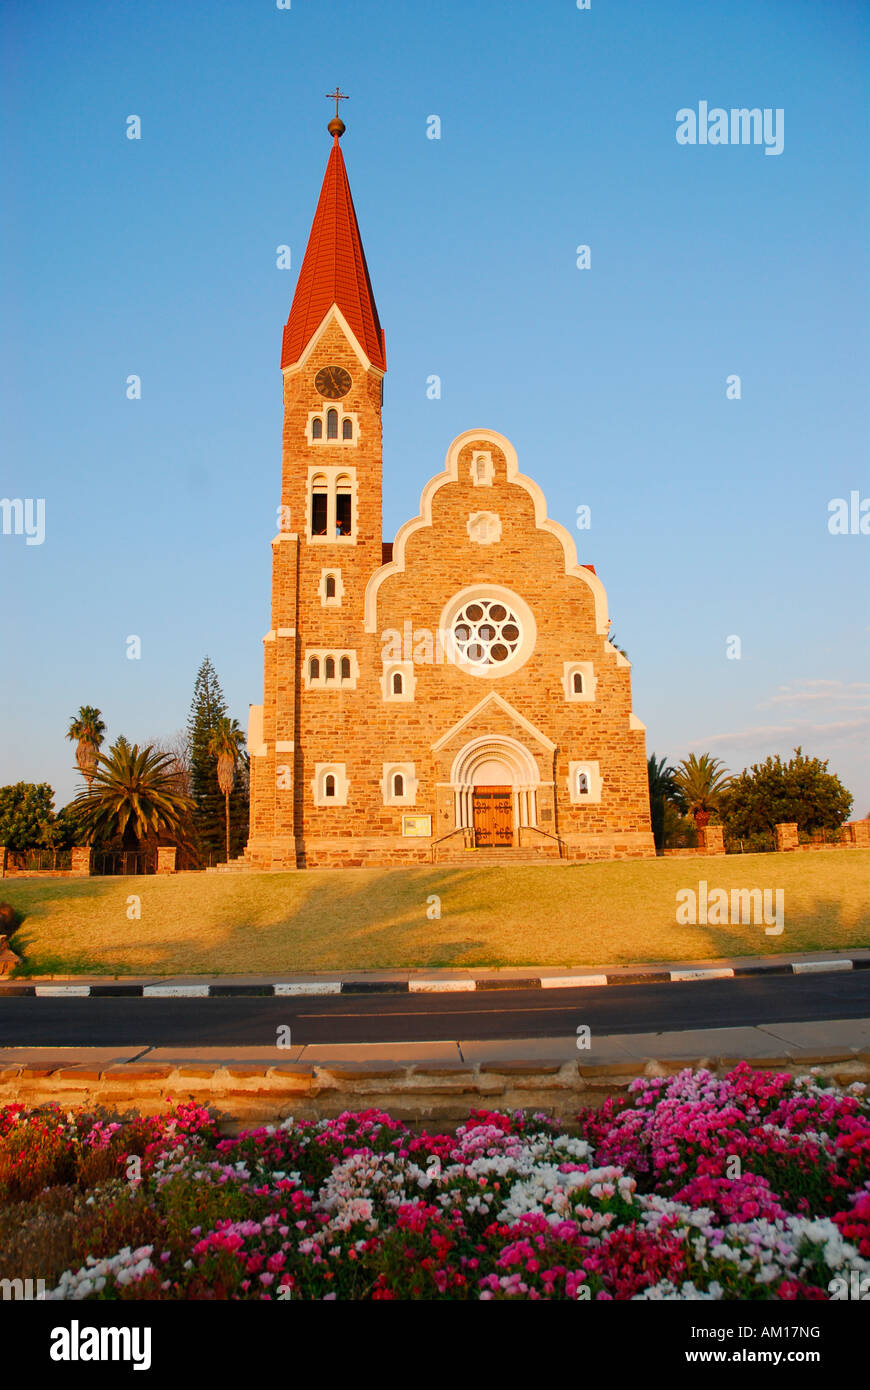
[441,587,535,678]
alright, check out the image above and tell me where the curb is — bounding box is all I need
[1,957,868,998]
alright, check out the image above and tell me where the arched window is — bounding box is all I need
[311,475,328,535]
[327,409,338,439]
[311,417,322,439]
[342,418,353,440]
[325,656,335,680]
[392,671,403,695]
[336,475,352,536]
[573,671,584,695]
[393,773,404,798]
[577,771,589,796]
[325,574,336,599]
[340,656,351,680]
[324,774,335,798]
[309,657,320,681]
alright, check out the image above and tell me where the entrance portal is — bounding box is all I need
[472,785,513,847]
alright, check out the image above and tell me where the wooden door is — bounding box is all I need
[472,786,513,847]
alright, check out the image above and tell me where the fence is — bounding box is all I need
[91,850,156,876]
[3,848,72,874]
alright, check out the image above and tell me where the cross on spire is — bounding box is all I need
[326,87,348,118]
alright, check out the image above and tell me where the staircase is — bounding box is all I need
[206,853,259,874]
[433,844,564,865]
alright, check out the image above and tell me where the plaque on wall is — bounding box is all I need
[540,808,553,822]
[402,815,432,838]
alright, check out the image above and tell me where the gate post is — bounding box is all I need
[157,847,177,874]
[70,847,93,876]
[775,823,799,852]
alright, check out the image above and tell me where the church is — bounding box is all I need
[243,110,655,869]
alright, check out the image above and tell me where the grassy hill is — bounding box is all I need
[3,850,869,976]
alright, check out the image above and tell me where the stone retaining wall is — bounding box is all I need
[2,1053,867,1129]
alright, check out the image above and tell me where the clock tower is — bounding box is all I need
[246,109,386,867]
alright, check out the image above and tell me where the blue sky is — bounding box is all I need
[2,0,868,816]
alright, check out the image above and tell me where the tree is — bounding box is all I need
[672,753,732,824]
[607,625,628,659]
[647,753,678,853]
[74,743,194,850]
[720,747,853,840]
[66,706,106,793]
[187,659,248,860]
[0,783,56,851]
[207,717,246,863]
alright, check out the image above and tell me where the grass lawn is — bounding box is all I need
[2,850,869,976]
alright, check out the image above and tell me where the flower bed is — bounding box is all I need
[1,1065,868,1300]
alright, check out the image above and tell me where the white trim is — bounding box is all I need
[380,762,418,806]
[470,450,494,486]
[306,401,359,447]
[380,659,416,701]
[304,650,359,690]
[567,760,602,804]
[319,568,344,607]
[563,661,597,703]
[439,585,535,680]
[466,511,502,545]
[364,429,610,634]
[248,703,267,758]
[275,740,295,753]
[628,712,646,731]
[432,691,556,754]
[306,466,358,545]
[312,763,350,807]
[281,303,385,377]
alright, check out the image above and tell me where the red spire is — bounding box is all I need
[281,131,385,372]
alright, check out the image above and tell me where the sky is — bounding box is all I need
[1,0,868,816]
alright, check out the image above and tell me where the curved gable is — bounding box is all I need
[364,428,610,634]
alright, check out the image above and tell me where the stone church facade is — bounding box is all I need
[244,117,654,869]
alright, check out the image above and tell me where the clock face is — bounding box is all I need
[315,365,352,399]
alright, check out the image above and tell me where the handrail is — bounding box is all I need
[430,826,472,861]
[522,825,568,858]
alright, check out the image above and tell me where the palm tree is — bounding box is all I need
[207,717,246,863]
[66,706,106,793]
[647,753,678,853]
[606,625,629,659]
[74,743,194,852]
[672,753,732,826]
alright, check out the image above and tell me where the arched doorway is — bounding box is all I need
[449,737,541,848]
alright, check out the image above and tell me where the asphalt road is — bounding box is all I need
[1,972,869,1046]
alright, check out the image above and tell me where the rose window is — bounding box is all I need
[452,599,522,667]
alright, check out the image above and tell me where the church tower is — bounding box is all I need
[246,107,386,869]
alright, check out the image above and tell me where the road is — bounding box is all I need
[1,971,869,1046]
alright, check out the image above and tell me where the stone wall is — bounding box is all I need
[2,1051,868,1128]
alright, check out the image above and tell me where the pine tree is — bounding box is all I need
[187,657,230,859]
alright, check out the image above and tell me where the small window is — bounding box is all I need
[327,409,338,440]
[309,657,320,681]
[573,672,584,695]
[336,476,352,536]
[312,417,322,439]
[324,774,335,798]
[393,773,404,798]
[577,772,589,795]
[392,671,403,695]
[342,418,353,440]
[325,574,336,598]
[340,656,351,680]
[325,656,335,680]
